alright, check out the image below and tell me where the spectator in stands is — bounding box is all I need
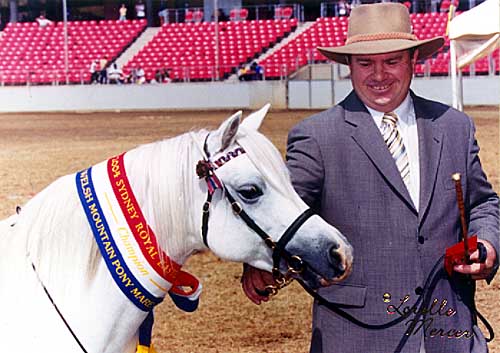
[337,0,351,16]
[136,67,146,84]
[158,8,169,25]
[212,8,229,22]
[99,56,108,84]
[89,59,99,84]
[237,65,251,81]
[153,69,163,83]
[250,61,264,80]
[126,67,138,84]
[163,68,172,83]
[108,63,124,84]
[135,1,146,19]
[241,3,499,353]
[36,14,53,28]
[119,4,127,21]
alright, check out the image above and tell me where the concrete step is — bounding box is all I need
[114,27,161,69]
[227,21,316,81]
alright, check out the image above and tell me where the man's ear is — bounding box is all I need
[206,111,242,156]
[411,49,419,64]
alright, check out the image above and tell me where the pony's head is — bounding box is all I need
[198,104,353,289]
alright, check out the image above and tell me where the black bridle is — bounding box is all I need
[196,138,315,285]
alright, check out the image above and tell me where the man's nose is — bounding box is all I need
[373,62,386,80]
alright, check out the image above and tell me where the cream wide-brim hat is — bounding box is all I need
[318,3,445,65]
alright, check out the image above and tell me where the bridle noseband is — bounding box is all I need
[196,135,315,288]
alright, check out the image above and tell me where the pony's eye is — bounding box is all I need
[237,185,263,202]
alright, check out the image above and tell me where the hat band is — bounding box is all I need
[346,32,418,45]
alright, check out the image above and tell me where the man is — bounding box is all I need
[241,3,499,353]
[36,14,53,28]
[119,4,127,21]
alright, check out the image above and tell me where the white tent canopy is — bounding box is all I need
[449,0,500,68]
[448,0,499,109]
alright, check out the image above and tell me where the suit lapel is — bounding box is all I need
[343,93,415,211]
[414,96,444,225]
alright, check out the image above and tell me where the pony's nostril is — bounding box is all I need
[328,245,345,275]
[330,242,340,250]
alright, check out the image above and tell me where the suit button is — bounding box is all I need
[415,286,423,295]
[418,236,425,244]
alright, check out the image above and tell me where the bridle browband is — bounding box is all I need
[196,134,315,286]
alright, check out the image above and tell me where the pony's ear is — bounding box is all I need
[241,103,271,131]
[207,110,242,155]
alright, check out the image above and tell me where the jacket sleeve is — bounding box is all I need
[466,118,500,282]
[286,122,325,211]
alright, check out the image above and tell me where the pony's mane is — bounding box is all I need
[21,123,298,292]
[125,129,206,264]
[24,130,207,289]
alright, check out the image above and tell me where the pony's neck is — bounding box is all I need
[123,131,207,265]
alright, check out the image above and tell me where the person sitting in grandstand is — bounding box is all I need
[108,63,124,84]
[250,62,264,80]
[163,68,172,83]
[237,65,250,81]
[136,67,146,84]
[36,14,53,28]
[153,69,163,83]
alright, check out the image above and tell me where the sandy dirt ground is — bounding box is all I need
[0,107,498,353]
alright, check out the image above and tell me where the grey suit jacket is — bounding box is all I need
[286,91,499,353]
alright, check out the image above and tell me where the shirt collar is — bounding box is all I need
[365,93,412,127]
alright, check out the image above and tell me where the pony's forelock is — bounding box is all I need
[236,126,298,204]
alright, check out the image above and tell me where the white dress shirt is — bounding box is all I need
[365,94,420,210]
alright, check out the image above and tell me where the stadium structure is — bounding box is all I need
[0,0,497,112]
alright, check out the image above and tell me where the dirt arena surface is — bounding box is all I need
[0,107,498,353]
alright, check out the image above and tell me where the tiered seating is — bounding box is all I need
[0,19,146,85]
[261,12,458,78]
[124,19,297,82]
[259,16,347,78]
[411,12,449,76]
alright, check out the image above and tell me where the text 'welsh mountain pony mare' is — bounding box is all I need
[0,104,352,353]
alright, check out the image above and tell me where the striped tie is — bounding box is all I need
[382,112,410,188]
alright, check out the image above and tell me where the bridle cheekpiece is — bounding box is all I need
[196,134,316,295]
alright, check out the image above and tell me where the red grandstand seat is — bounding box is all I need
[193,10,204,23]
[274,7,283,19]
[185,10,194,22]
[282,7,293,19]
[229,9,239,21]
[240,8,249,20]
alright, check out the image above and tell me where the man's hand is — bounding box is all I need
[453,240,497,280]
[241,264,275,305]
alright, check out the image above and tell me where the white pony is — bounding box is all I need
[0,105,353,353]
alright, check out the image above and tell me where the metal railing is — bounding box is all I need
[0,53,498,87]
[157,4,304,24]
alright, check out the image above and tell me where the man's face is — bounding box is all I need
[349,49,417,112]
